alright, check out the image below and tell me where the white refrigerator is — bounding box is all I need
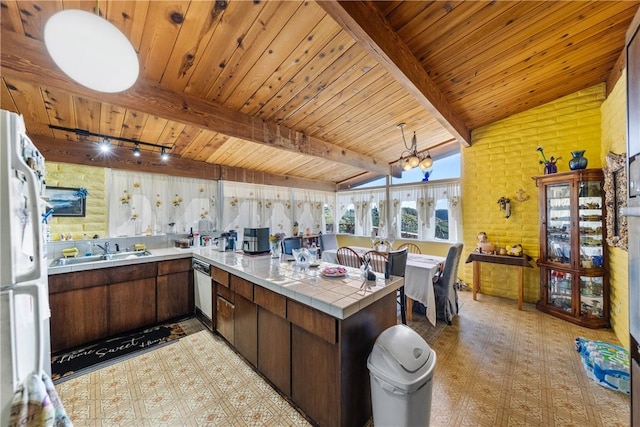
[0,109,52,425]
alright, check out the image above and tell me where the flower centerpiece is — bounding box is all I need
[269,232,286,258]
[537,146,561,174]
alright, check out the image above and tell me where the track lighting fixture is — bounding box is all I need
[49,125,170,160]
[99,137,111,153]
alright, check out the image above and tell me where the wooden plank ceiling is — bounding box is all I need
[1,0,638,189]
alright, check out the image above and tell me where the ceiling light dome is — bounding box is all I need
[44,9,139,93]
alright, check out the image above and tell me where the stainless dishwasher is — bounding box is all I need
[192,259,213,330]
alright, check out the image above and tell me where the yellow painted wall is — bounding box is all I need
[46,162,107,240]
[462,85,605,303]
[337,235,451,258]
[601,71,630,347]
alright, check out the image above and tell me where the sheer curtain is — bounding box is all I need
[221,181,293,237]
[388,181,461,242]
[108,170,217,236]
[336,189,385,236]
[292,189,334,235]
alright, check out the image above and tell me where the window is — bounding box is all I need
[434,199,449,240]
[400,201,418,239]
[324,204,334,233]
[339,204,355,234]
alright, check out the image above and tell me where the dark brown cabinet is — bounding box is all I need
[157,258,193,322]
[534,169,609,328]
[49,258,194,353]
[49,269,109,353]
[108,264,157,336]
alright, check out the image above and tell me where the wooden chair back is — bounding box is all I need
[362,250,388,274]
[336,247,362,268]
[397,242,422,254]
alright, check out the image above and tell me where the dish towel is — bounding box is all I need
[9,372,73,427]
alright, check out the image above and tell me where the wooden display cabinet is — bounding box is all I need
[534,169,609,328]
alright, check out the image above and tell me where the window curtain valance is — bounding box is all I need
[336,188,386,236]
[107,170,217,236]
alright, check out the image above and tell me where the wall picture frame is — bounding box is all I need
[45,186,87,217]
[603,152,627,250]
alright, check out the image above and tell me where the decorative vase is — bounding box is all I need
[568,150,588,170]
[271,241,282,259]
[544,162,557,174]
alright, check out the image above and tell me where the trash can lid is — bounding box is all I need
[367,324,435,391]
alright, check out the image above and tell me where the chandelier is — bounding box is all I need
[397,123,433,171]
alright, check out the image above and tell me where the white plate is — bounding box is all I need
[321,267,347,277]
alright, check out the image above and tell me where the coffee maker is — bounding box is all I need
[242,227,270,254]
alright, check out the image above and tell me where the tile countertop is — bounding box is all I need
[47,247,403,320]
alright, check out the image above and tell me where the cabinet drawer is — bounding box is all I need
[230,275,253,301]
[109,262,157,283]
[217,282,235,304]
[287,299,337,344]
[254,286,286,319]
[157,258,191,275]
[212,266,229,287]
[49,270,109,293]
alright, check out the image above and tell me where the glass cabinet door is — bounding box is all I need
[546,183,571,265]
[578,180,604,268]
[580,275,604,319]
[547,269,572,313]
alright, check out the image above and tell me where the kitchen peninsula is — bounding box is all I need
[48,247,403,427]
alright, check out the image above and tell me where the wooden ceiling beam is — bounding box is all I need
[318,0,471,147]
[0,29,389,176]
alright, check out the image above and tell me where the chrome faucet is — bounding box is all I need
[96,242,110,255]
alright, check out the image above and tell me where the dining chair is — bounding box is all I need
[336,247,363,268]
[386,248,409,325]
[362,250,388,274]
[433,243,464,325]
[318,233,338,252]
[397,242,422,254]
[282,237,302,255]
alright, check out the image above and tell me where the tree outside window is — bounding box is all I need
[434,199,449,240]
[339,204,355,234]
[324,204,334,233]
[400,201,418,239]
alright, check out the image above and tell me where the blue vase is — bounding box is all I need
[569,150,588,170]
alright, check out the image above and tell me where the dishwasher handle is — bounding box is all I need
[192,259,211,275]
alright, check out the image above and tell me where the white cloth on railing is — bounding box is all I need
[9,372,73,427]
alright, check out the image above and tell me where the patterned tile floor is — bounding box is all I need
[55,291,630,426]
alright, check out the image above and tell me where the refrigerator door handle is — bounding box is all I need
[11,134,42,284]
[10,284,43,377]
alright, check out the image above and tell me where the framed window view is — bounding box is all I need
[45,186,87,217]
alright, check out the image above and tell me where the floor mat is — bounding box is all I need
[51,322,186,383]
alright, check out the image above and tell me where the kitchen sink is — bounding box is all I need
[51,250,153,266]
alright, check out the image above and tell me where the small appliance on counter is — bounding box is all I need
[242,227,270,254]
[215,231,237,252]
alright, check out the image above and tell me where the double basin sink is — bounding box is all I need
[51,250,153,267]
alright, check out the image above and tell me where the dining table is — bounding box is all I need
[322,246,445,325]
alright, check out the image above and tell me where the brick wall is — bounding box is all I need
[46,162,107,240]
[601,71,629,347]
[462,84,605,303]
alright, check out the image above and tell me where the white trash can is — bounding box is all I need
[367,324,436,427]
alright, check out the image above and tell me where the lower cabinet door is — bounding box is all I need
[234,295,257,366]
[49,286,109,353]
[216,296,234,345]
[157,271,191,322]
[258,307,291,395]
[109,278,157,336]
